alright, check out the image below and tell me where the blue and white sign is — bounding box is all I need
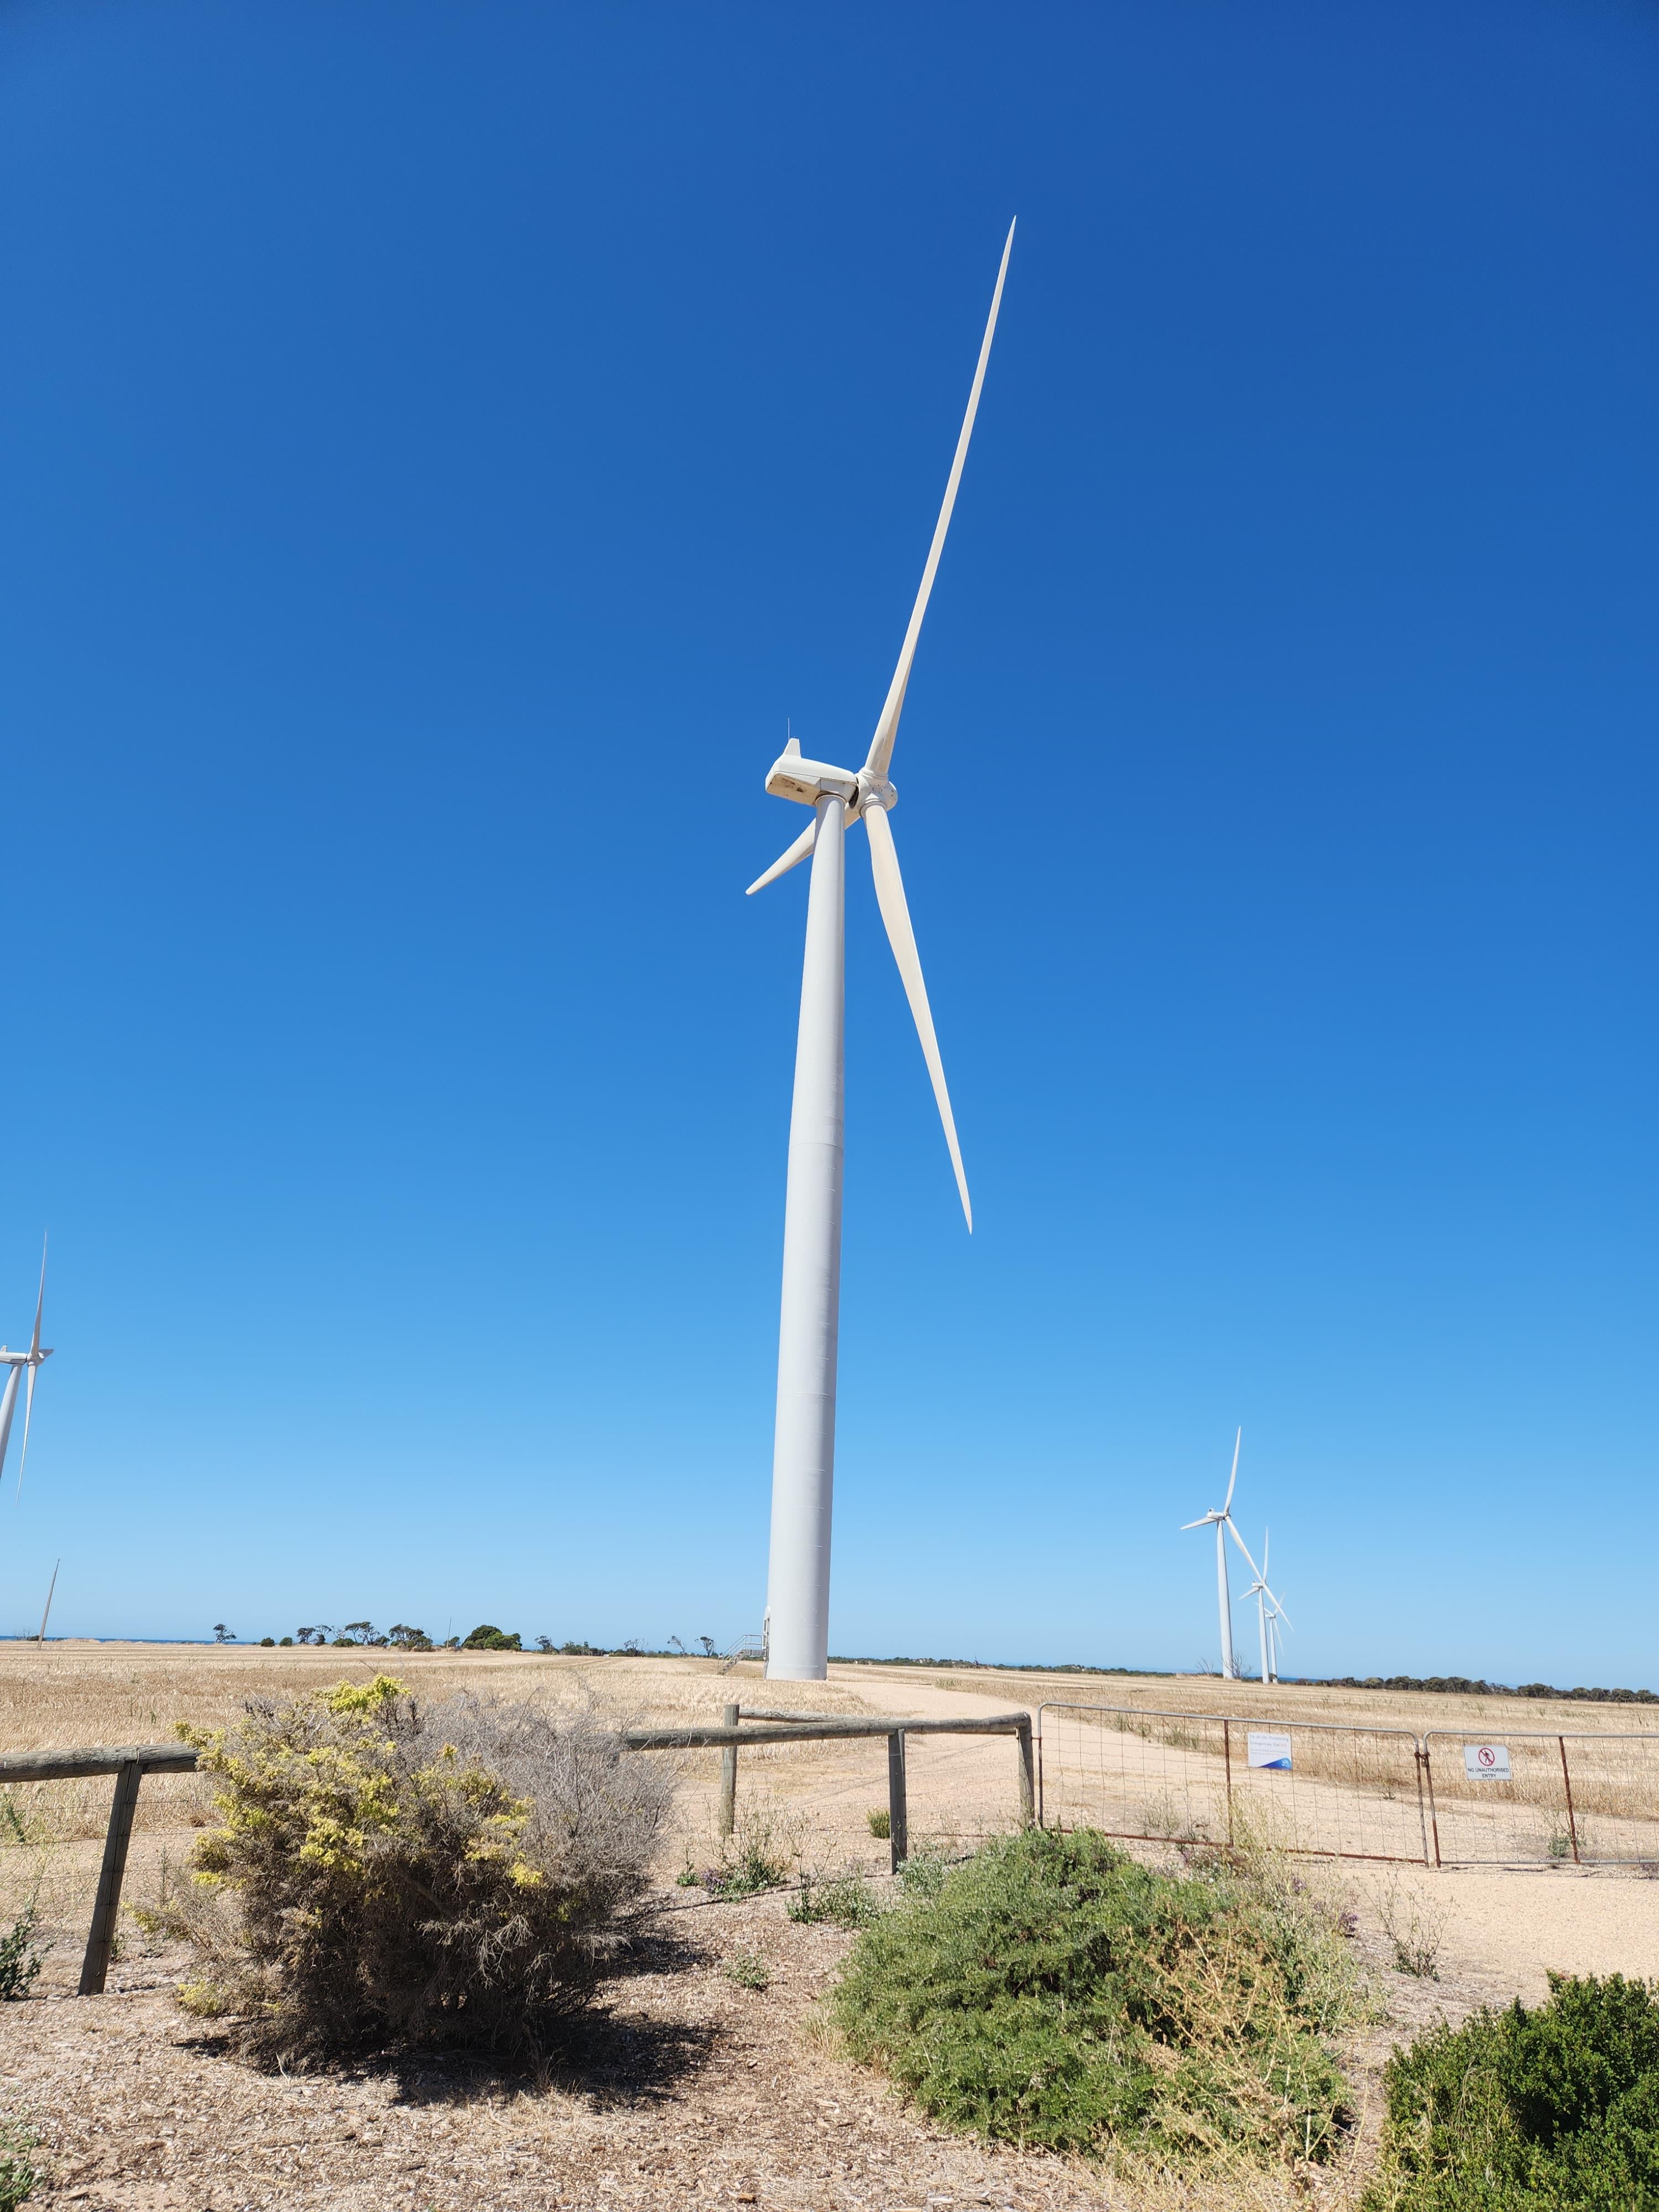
[1248,1730,1293,1771]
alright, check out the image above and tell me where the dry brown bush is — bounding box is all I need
[143,1676,674,2065]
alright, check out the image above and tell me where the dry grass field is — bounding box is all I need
[5,1645,1659,2210]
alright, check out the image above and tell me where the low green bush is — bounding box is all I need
[831,1825,1360,2166]
[0,1910,44,2003]
[0,2117,40,2211]
[1365,1972,1659,2210]
[789,1870,879,1928]
[701,1803,798,1898]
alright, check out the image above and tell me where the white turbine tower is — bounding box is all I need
[1181,1427,1258,1682]
[750,223,1014,1682]
[0,1238,53,1503]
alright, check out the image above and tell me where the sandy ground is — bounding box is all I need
[5,1646,1659,2209]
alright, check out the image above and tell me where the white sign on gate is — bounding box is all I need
[1464,1743,1511,1781]
[1248,1730,1292,1771]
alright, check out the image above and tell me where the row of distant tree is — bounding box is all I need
[214,1623,728,1657]
[1307,1674,1659,1704]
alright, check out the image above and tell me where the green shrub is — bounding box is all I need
[1364,1973,1659,2210]
[148,1677,671,2064]
[831,1825,1358,2164]
[702,1803,798,1898]
[790,1870,880,1928]
[0,2117,40,2211]
[0,1911,44,2003]
[866,1808,890,1839]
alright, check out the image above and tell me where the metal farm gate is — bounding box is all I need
[1421,1730,1659,1867]
[1040,1705,1659,1869]
[1039,1702,1429,1864]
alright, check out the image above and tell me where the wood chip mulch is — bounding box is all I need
[4,1890,1123,2211]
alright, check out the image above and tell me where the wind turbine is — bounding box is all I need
[0,1238,52,1504]
[749,223,1014,1682]
[1241,1528,1293,1684]
[1265,1590,1291,1683]
[1181,1427,1259,1682]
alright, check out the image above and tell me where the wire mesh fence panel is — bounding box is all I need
[1423,1731,1659,1866]
[1040,1704,1431,1864]
[1039,1705,1233,1847]
[654,1726,1031,1884]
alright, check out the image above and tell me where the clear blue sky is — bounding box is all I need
[2,1,1655,1682]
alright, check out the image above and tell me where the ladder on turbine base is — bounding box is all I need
[718,1634,766,1674]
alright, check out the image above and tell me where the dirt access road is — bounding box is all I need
[4,1646,1659,2211]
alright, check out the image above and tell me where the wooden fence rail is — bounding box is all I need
[3,1710,1036,1998]
[0,1743,194,1994]
[624,1709,1036,1874]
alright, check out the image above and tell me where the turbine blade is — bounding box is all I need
[865,220,1015,781]
[1223,1427,1241,1513]
[863,802,971,1228]
[1180,1515,1213,1531]
[15,1366,35,1504]
[1224,1516,1261,1579]
[0,1368,19,1485]
[746,816,819,896]
[29,1236,45,1358]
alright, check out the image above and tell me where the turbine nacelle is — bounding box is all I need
[764,739,858,808]
[763,740,898,819]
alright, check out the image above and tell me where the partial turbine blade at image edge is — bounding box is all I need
[15,1366,35,1505]
[862,803,971,1229]
[745,815,819,896]
[0,1368,19,1485]
[865,219,1015,782]
[29,1235,45,1358]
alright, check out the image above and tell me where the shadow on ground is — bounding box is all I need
[176,1926,718,2110]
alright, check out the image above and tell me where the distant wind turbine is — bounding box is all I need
[748,223,1015,1681]
[0,1238,53,1504]
[1241,1527,1293,1683]
[1181,1427,1259,1682]
[1265,1588,1291,1683]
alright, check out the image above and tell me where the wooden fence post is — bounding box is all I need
[79,1759,142,1996]
[718,1703,739,1838]
[1015,1717,1036,1828]
[886,1731,907,1872]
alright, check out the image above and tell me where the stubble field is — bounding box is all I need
[4,1644,1659,2211]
